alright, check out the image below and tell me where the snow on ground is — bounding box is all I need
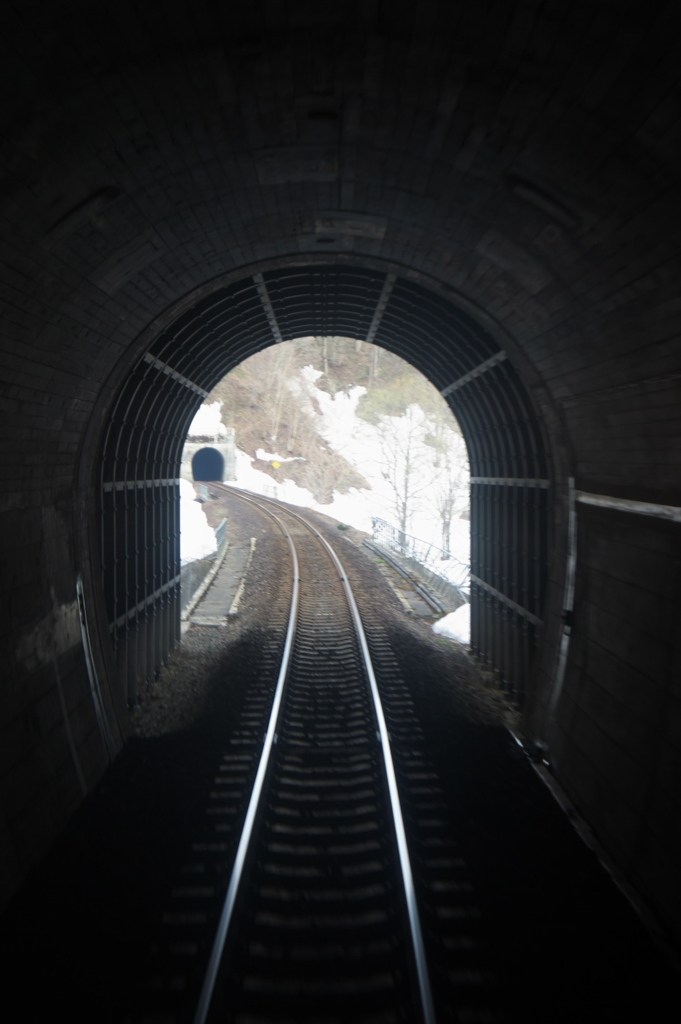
[183,367,471,573]
[225,373,470,565]
[180,478,217,564]
[296,373,471,565]
[427,519,470,585]
[232,448,320,508]
[188,401,227,438]
[231,448,380,535]
[255,448,304,463]
[432,604,470,644]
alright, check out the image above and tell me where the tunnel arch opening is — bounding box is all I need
[99,261,551,706]
[191,447,225,482]
[189,334,472,600]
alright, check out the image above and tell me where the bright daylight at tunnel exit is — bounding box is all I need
[180,337,472,644]
[2,2,681,1022]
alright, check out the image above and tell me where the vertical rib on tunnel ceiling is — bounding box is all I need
[100,263,550,705]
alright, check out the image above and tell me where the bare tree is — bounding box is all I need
[319,336,329,378]
[431,440,469,555]
[376,405,437,547]
[300,451,340,504]
[425,413,468,555]
[238,344,298,443]
[367,345,381,389]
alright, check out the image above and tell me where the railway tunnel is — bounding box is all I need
[1,0,680,966]
[191,447,226,482]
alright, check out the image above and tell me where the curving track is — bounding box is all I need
[193,487,435,1023]
[145,486,500,1024]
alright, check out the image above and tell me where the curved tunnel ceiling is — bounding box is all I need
[5,3,678,513]
[104,264,549,475]
[100,261,550,705]
[3,0,681,935]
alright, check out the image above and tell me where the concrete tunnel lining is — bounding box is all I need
[1,0,680,951]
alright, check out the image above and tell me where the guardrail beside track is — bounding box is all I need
[193,484,436,1024]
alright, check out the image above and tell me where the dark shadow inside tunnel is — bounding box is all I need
[4,0,681,961]
[192,447,225,482]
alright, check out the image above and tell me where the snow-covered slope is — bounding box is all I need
[182,352,470,611]
[228,367,470,567]
[180,478,217,565]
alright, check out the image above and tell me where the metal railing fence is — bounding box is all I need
[371,517,470,592]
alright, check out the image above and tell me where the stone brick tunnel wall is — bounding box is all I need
[1,0,680,949]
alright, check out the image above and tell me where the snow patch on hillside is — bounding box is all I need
[188,401,227,438]
[229,371,470,568]
[180,478,217,564]
[182,358,470,577]
[255,449,304,463]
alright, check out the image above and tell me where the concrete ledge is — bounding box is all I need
[181,542,231,623]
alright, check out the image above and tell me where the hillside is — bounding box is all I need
[206,337,464,509]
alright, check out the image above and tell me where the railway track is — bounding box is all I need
[143,487,500,1024]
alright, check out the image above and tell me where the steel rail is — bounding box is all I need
[192,495,300,1024]
[213,484,437,1024]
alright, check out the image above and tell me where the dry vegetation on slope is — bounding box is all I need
[206,336,464,506]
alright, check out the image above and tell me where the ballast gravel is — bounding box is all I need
[131,492,514,737]
[3,493,677,1024]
